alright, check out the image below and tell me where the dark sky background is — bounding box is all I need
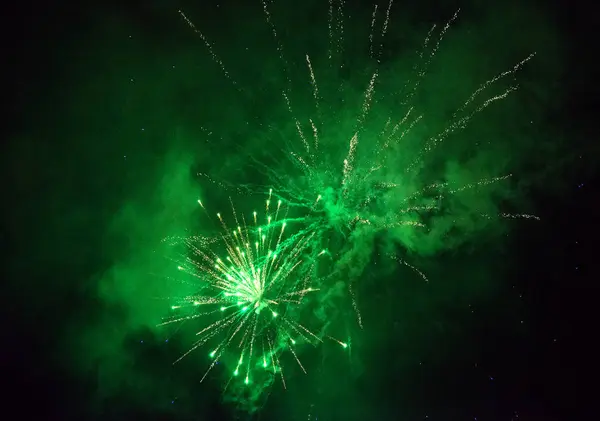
[3,0,599,420]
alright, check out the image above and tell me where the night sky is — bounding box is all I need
[3,0,599,420]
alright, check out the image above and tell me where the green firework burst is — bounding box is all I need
[160,190,346,391]
[166,1,545,399]
[183,2,539,266]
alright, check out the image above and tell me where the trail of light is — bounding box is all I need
[368,4,378,58]
[389,254,430,283]
[376,0,394,63]
[178,10,237,87]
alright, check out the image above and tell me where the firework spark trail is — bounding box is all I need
[358,71,379,127]
[259,0,313,162]
[342,133,358,189]
[306,55,321,117]
[396,10,458,112]
[402,52,535,173]
[376,0,394,63]
[429,9,460,60]
[259,3,313,161]
[348,281,363,329]
[178,10,237,87]
[335,0,345,64]
[453,53,536,118]
[162,192,347,388]
[389,255,429,283]
[261,0,292,91]
[295,121,311,154]
[327,0,334,61]
[368,4,379,58]
[310,118,319,151]
[197,171,248,195]
[178,5,305,160]
[405,85,521,172]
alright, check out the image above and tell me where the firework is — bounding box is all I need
[177,1,540,331]
[281,8,536,234]
[160,190,346,390]
[181,3,537,244]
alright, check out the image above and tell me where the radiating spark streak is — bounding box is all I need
[162,234,220,247]
[448,174,513,194]
[336,0,345,59]
[496,213,540,221]
[310,118,319,151]
[368,4,379,58]
[306,55,320,114]
[396,205,438,214]
[261,0,291,90]
[327,0,334,61]
[273,349,286,389]
[197,172,246,194]
[407,84,520,172]
[380,117,392,139]
[326,335,348,348]
[285,321,314,344]
[287,319,323,343]
[288,344,307,373]
[454,53,536,118]
[382,220,427,229]
[342,133,358,187]
[178,10,237,86]
[381,107,415,150]
[397,115,423,141]
[348,282,363,329]
[199,307,251,382]
[429,9,460,61]
[296,121,310,153]
[246,319,258,381]
[403,12,456,104]
[377,0,394,62]
[381,0,394,38]
[158,311,216,327]
[420,25,436,59]
[358,71,379,126]
[389,255,429,282]
[281,90,312,158]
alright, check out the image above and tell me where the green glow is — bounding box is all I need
[161,190,347,399]
[155,2,545,412]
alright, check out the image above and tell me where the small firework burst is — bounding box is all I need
[161,190,346,389]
